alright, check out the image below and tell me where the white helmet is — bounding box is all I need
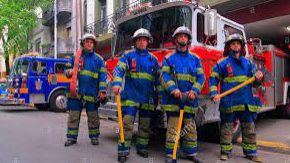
[132,28,153,43]
[172,26,192,40]
[81,33,97,47]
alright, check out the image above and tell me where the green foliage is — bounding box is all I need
[0,0,53,56]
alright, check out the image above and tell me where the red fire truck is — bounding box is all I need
[102,0,290,139]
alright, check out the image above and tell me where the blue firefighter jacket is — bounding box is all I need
[160,49,205,113]
[112,48,161,109]
[209,52,262,113]
[65,50,107,102]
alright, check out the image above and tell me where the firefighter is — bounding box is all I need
[209,33,264,162]
[64,33,107,146]
[161,26,205,163]
[112,28,161,162]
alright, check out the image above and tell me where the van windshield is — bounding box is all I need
[10,59,30,76]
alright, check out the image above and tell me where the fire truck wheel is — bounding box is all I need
[35,104,48,111]
[49,90,67,112]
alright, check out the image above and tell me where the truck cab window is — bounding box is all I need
[223,25,243,38]
[197,13,217,47]
[55,63,65,74]
[32,61,47,74]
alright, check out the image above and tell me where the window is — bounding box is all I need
[32,61,47,74]
[66,27,72,38]
[115,6,192,55]
[55,63,66,74]
[35,38,41,54]
[11,59,30,75]
[223,25,243,38]
[197,13,217,46]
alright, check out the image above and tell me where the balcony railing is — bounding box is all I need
[84,0,190,36]
[42,0,72,26]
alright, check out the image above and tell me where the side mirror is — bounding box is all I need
[204,9,217,36]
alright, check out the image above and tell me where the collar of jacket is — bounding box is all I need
[229,51,242,61]
[82,50,94,56]
[135,48,149,55]
[175,48,189,56]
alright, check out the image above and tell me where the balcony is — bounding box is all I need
[42,38,73,58]
[42,0,72,26]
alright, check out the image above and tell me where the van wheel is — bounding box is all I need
[49,90,67,112]
[35,104,48,111]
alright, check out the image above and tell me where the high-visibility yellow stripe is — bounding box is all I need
[99,82,106,88]
[80,70,99,79]
[162,105,198,113]
[83,96,96,102]
[140,103,155,110]
[137,138,149,145]
[220,105,246,113]
[156,85,163,92]
[243,143,257,150]
[248,105,261,112]
[166,142,175,149]
[223,76,248,83]
[127,72,154,81]
[176,74,196,82]
[99,67,106,73]
[67,130,78,135]
[210,86,217,92]
[221,144,233,151]
[211,72,222,80]
[197,68,204,75]
[162,66,170,72]
[183,141,197,148]
[89,129,100,135]
[114,76,122,82]
[121,100,139,107]
[118,61,127,70]
[165,80,176,89]
[66,93,96,103]
[193,82,203,91]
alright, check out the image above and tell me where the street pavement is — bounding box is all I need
[0,108,290,163]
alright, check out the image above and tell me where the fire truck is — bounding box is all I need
[102,0,290,138]
[0,53,70,112]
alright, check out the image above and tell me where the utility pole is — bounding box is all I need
[54,0,58,59]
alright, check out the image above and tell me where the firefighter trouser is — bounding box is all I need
[165,112,197,158]
[220,105,258,156]
[66,98,100,141]
[118,100,154,156]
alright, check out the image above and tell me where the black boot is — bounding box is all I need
[118,152,128,163]
[186,156,203,163]
[91,138,99,145]
[137,150,149,158]
[64,140,77,147]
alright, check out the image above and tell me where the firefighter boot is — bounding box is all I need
[91,138,99,145]
[186,156,203,163]
[245,155,263,162]
[136,149,149,158]
[64,140,77,147]
[165,156,173,163]
[118,152,129,163]
[220,154,229,161]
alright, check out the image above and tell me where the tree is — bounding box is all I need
[0,0,53,72]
